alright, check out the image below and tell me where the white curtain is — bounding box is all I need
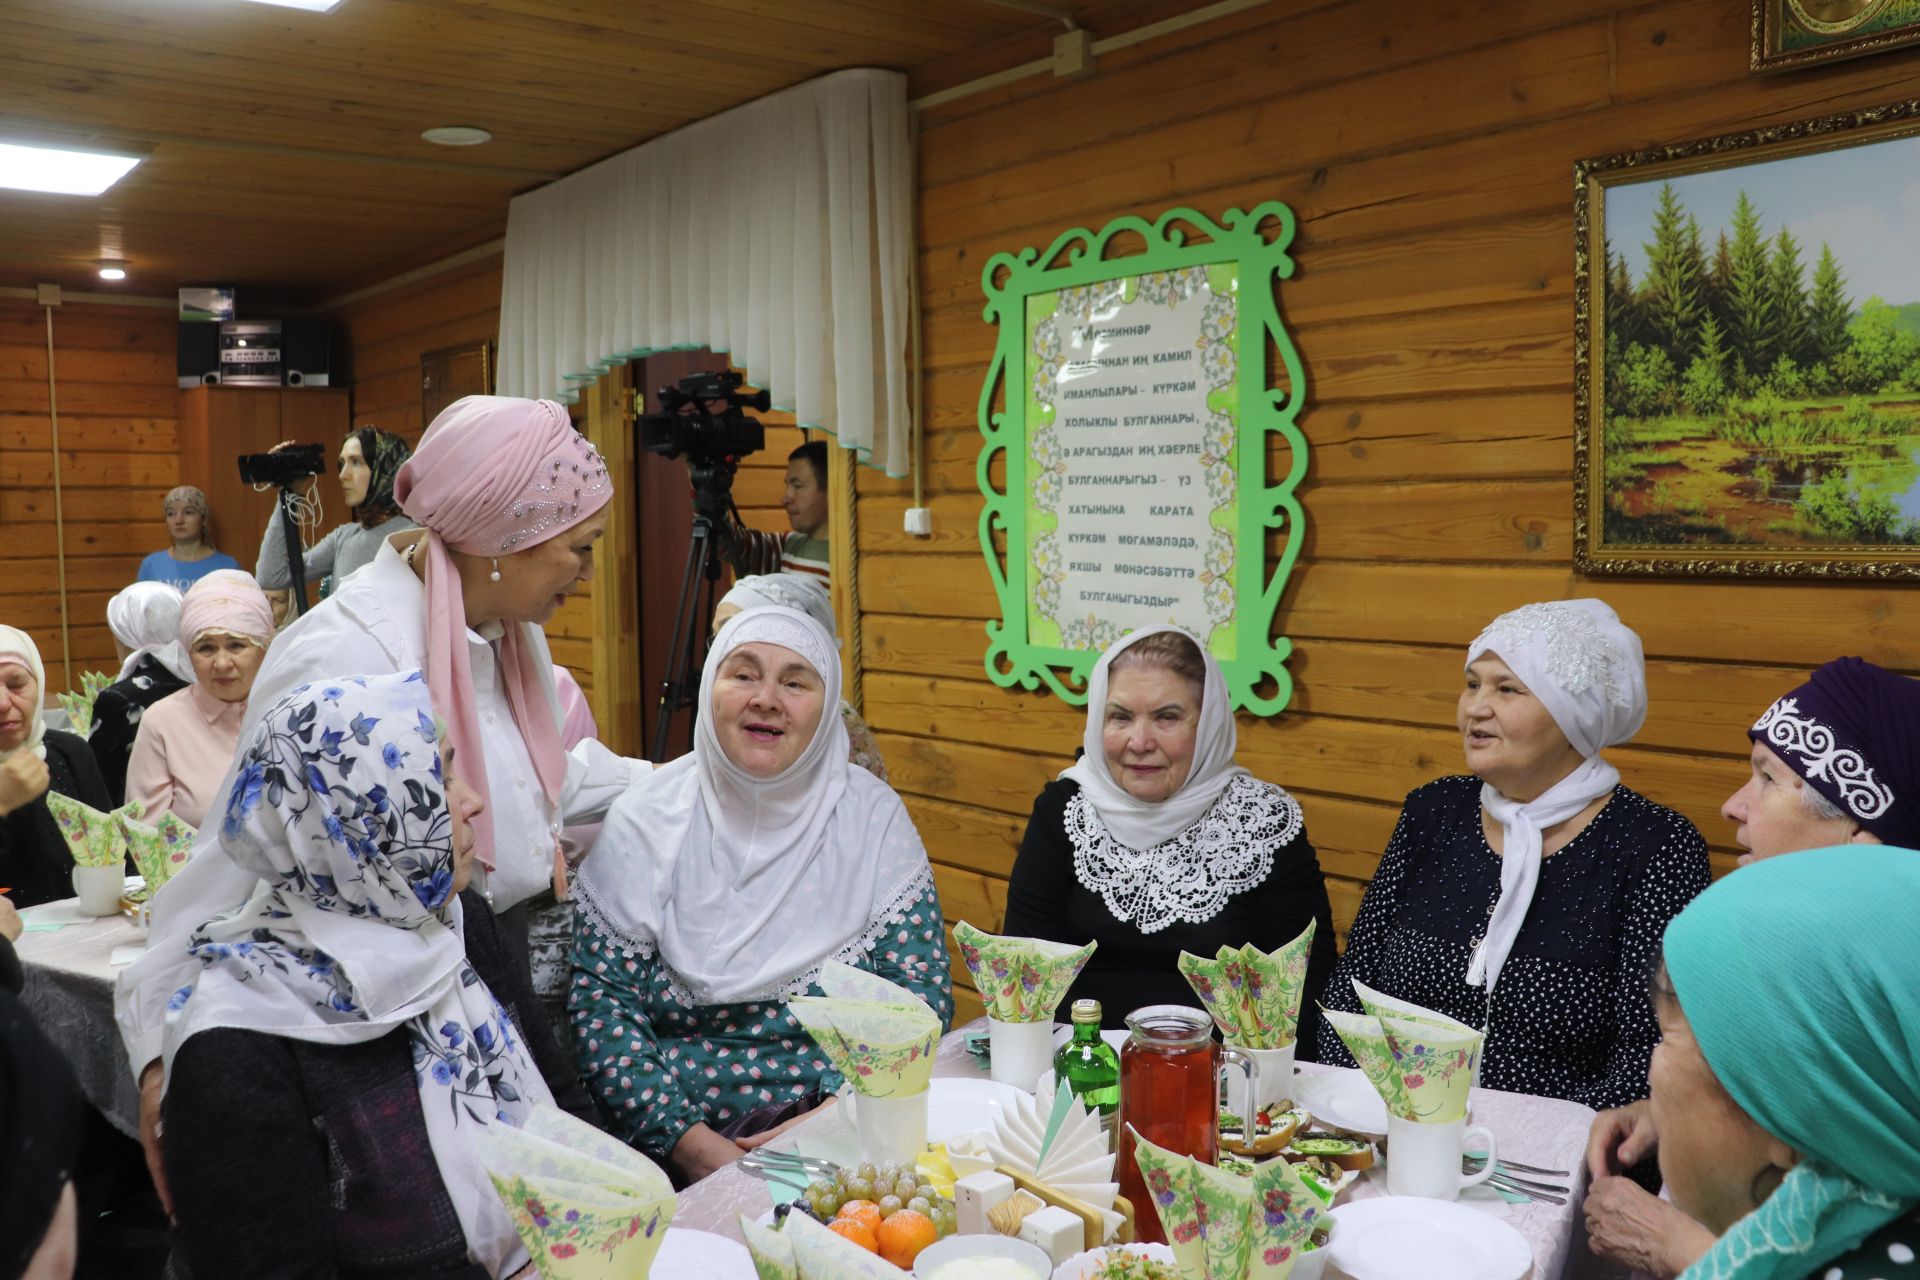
[497,68,913,477]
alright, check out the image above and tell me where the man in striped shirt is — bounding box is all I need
[723,439,831,587]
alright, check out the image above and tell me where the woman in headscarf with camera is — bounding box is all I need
[254,425,418,602]
[1317,600,1710,1111]
[89,581,195,806]
[115,395,646,1217]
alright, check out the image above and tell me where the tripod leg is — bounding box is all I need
[648,521,715,762]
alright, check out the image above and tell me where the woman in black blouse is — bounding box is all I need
[88,582,192,806]
[1,627,112,910]
[1319,600,1709,1111]
[1003,627,1334,1051]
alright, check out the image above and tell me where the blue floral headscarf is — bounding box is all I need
[162,671,550,1276]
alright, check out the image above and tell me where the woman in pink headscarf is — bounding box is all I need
[125,570,275,826]
[115,396,645,1215]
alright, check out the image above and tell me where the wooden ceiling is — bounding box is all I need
[0,0,1206,304]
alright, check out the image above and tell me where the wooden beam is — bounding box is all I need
[585,364,643,758]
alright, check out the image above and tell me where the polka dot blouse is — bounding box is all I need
[1814,1212,1920,1279]
[1317,775,1710,1111]
[567,875,955,1162]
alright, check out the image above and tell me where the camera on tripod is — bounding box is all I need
[236,443,326,488]
[638,370,770,463]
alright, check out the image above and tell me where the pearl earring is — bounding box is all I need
[490,557,502,582]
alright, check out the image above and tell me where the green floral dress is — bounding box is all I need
[567,872,952,1162]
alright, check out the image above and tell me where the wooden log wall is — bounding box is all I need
[881,0,1920,1025]
[0,298,178,694]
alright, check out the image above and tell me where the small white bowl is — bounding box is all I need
[1050,1242,1177,1280]
[914,1234,1053,1279]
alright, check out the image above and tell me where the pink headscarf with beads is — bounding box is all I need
[393,396,612,869]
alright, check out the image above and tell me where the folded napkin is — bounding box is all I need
[741,1210,912,1279]
[44,794,139,869]
[987,1082,1124,1241]
[55,691,94,738]
[115,810,197,891]
[1323,980,1482,1124]
[1177,920,1316,1049]
[953,920,1096,1024]
[788,961,940,1098]
[474,1104,675,1278]
[1131,1128,1323,1279]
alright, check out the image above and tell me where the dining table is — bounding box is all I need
[675,1016,1623,1279]
[13,894,147,1138]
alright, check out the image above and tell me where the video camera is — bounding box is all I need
[637,369,770,463]
[236,443,326,488]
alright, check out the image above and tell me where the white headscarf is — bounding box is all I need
[1463,600,1647,992]
[158,672,551,1277]
[721,573,836,638]
[106,582,193,683]
[0,625,47,763]
[1059,625,1249,850]
[577,606,927,1005]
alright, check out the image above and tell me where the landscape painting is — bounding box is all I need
[1576,106,1920,576]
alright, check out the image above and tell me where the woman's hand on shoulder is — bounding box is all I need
[0,751,50,817]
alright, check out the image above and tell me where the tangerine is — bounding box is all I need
[826,1218,879,1253]
[875,1209,938,1268]
[835,1200,884,1235]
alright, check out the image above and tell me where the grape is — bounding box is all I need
[877,1160,902,1183]
[877,1195,903,1219]
[855,1162,879,1182]
[915,1183,938,1202]
[816,1192,842,1217]
[808,1178,834,1200]
[844,1178,874,1202]
[906,1196,932,1217]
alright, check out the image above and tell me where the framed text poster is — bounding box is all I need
[977,204,1308,713]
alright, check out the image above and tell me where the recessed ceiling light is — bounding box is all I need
[239,0,346,10]
[99,260,127,281]
[421,126,493,147]
[0,141,141,196]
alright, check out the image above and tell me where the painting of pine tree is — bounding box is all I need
[1599,132,1920,547]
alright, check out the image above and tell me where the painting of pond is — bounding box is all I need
[1597,130,1920,550]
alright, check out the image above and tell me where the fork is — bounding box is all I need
[1466,1154,1571,1179]
[736,1150,841,1183]
[1485,1172,1568,1206]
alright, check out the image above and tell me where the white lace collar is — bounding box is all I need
[1067,775,1302,934]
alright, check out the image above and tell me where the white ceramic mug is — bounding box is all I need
[1384,1115,1498,1200]
[987,1017,1055,1091]
[1225,1041,1296,1122]
[844,1089,929,1167]
[72,864,124,917]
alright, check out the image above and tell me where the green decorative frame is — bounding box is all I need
[976,203,1307,712]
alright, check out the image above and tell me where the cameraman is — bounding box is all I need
[722,439,831,585]
[254,427,417,601]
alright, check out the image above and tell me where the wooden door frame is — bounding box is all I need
[828,443,863,713]
[583,365,643,757]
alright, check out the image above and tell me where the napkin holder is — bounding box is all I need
[995,1164,1136,1248]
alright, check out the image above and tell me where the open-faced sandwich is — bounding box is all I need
[1282,1130,1375,1171]
[1218,1103,1308,1156]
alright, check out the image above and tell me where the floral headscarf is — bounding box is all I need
[161,671,551,1276]
[350,425,412,528]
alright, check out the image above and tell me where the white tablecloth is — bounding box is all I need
[15,898,145,1138]
[674,1018,1615,1280]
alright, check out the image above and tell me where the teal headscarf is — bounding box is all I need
[1670,846,1920,1280]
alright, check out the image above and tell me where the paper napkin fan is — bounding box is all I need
[953,920,1096,1023]
[115,810,197,891]
[1190,1161,1253,1280]
[1178,919,1316,1049]
[1132,1128,1324,1280]
[475,1105,675,1279]
[739,1217,800,1280]
[1247,1156,1324,1280]
[54,691,94,739]
[44,794,138,869]
[1323,984,1483,1125]
[79,669,114,706]
[787,960,940,1098]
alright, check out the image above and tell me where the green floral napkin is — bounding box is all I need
[115,810,196,890]
[1132,1128,1322,1279]
[1177,919,1316,1048]
[953,920,1096,1023]
[44,794,138,869]
[788,960,940,1098]
[475,1104,675,1279]
[79,670,113,704]
[55,691,94,738]
[1323,980,1482,1124]
[739,1216,800,1280]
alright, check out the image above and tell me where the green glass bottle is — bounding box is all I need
[1053,998,1121,1141]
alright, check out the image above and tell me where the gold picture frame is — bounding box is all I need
[1752,0,1920,73]
[1574,98,1920,578]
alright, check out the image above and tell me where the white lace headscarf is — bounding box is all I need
[106,582,193,683]
[720,573,836,639]
[577,607,929,1004]
[1464,600,1647,992]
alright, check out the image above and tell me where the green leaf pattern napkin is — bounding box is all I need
[953,920,1096,1023]
[1177,919,1316,1048]
[787,960,940,1098]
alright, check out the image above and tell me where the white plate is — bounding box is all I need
[1051,1242,1177,1279]
[1328,1197,1531,1280]
[926,1076,1024,1144]
[1294,1068,1390,1138]
[654,1227,756,1276]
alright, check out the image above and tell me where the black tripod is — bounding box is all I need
[648,460,742,762]
[274,484,312,619]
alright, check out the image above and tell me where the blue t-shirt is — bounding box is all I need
[136,549,241,593]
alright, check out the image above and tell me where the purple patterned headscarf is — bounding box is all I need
[1749,657,1920,848]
